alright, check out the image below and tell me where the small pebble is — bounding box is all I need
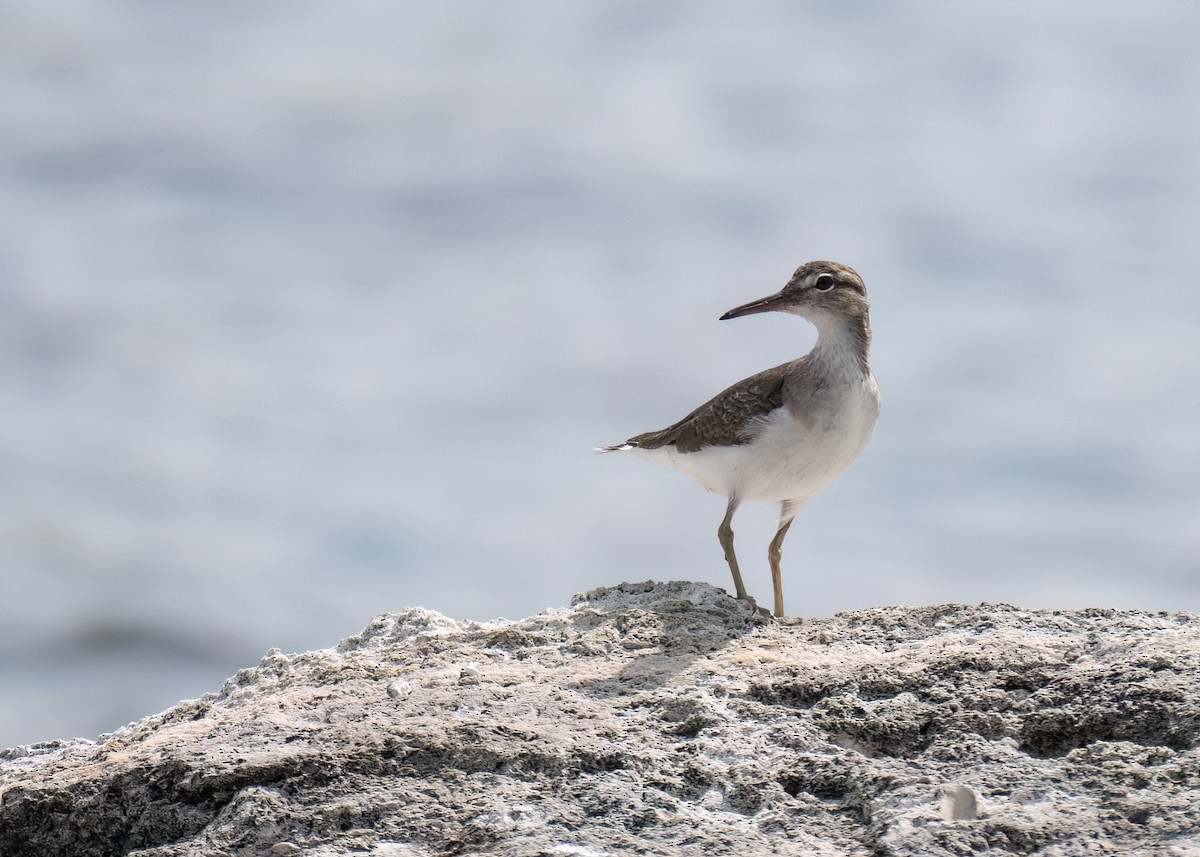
[387,678,412,699]
[270,843,302,856]
[459,665,482,685]
[940,784,978,821]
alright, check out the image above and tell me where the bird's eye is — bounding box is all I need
[814,273,836,291]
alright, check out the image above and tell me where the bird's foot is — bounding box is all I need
[735,592,774,619]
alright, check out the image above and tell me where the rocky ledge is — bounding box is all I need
[2,581,1199,856]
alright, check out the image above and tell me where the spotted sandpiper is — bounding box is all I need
[599,261,880,617]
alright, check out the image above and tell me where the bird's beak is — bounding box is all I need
[720,291,789,320]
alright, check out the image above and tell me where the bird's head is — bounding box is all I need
[720,261,869,327]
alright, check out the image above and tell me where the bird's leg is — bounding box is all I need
[767,521,792,617]
[717,497,748,601]
[768,500,802,617]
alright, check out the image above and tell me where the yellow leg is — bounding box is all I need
[717,498,748,601]
[768,500,802,617]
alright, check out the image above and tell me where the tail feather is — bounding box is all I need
[595,442,635,453]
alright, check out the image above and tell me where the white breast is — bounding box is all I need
[631,375,880,503]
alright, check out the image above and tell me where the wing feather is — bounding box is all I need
[625,362,791,453]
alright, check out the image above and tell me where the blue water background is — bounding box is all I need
[2,2,1198,746]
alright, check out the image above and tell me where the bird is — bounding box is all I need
[598,261,880,617]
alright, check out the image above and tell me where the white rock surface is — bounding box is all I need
[2,581,1199,856]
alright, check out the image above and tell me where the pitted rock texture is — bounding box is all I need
[2,581,1199,856]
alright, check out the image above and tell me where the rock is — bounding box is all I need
[939,784,978,821]
[2,581,1199,856]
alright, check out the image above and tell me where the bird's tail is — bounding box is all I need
[594,443,634,453]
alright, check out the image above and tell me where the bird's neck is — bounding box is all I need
[810,312,872,379]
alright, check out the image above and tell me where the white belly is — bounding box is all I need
[630,378,879,503]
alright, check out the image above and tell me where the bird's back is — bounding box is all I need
[615,355,878,503]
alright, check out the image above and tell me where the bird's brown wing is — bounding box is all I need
[626,362,790,453]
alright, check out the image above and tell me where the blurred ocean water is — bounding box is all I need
[1,1,1198,746]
